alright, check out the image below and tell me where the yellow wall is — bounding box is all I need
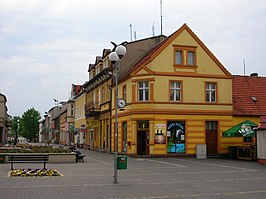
[74,92,87,144]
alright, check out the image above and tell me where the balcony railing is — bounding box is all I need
[85,101,100,117]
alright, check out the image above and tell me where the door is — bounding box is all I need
[206,122,218,155]
[137,131,147,155]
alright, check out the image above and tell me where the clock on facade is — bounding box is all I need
[117,98,127,108]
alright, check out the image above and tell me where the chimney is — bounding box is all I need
[250,73,258,77]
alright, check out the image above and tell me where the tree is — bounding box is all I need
[20,108,41,142]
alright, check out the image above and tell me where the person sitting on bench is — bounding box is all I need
[75,150,85,162]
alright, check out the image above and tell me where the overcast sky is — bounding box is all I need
[0,0,265,117]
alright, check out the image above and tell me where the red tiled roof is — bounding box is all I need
[233,75,266,116]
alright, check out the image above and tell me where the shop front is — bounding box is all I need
[167,121,186,154]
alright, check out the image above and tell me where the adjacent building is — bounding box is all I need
[83,36,166,153]
[221,74,266,152]
[0,93,12,145]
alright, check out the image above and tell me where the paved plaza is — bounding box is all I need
[1,149,266,199]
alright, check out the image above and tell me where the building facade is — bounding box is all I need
[221,75,266,151]
[84,36,166,152]
[110,24,233,156]
[0,93,11,145]
[59,100,75,146]
[83,24,234,156]
[74,89,87,148]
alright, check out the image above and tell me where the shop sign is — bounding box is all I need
[88,120,99,127]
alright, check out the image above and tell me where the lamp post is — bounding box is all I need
[14,119,19,145]
[108,44,127,183]
[45,112,51,144]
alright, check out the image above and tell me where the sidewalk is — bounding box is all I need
[1,148,266,199]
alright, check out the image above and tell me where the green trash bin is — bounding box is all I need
[0,155,6,163]
[117,156,127,170]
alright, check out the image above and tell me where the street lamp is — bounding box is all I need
[14,119,20,145]
[45,112,51,144]
[108,43,127,183]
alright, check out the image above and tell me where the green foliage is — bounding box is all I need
[20,108,41,142]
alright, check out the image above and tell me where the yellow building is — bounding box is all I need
[84,50,112,152]
[84,38,166,152]
[73,89,87,148]
[110,24,233,156]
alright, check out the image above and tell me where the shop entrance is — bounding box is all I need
[137,131,147,155]
[206,121,218,155]
[137,121,149,155]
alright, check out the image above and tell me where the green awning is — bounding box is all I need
[222,120,257,137]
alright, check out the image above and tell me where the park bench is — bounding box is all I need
[8,154,49,170]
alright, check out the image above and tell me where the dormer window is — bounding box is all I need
[251,96,257,102]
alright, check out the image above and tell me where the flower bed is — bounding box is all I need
[10,168,62,177]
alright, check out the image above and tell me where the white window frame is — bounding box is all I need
[138,81,149,101]
[170,81,181,102]
[206,83,216,103]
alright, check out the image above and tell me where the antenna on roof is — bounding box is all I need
[130,24,133,42]
[243,59,246,76]
[152,22,155,37]
[160,0,163,35]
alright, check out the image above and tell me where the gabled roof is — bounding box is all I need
[125,23,232,79]
[233,75,266,116]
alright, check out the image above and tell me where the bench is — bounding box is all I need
[8,154,49,170]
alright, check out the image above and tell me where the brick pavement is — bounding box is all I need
[1,148,266,198]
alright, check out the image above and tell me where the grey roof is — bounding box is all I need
[118,35,166,80]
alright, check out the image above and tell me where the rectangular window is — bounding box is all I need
[102,87,105,103]
[170,81,181,102]
[206,121,217,130]
[71,105,74,116]
[175,50,182,65]
[188,51,195,65]
[98,90,101,104]
[123,85,127,100]
[122,122,127,152]
[138,81,149,101]
[206,83,216,103]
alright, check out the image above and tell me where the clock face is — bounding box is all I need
[117,98,126,108]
